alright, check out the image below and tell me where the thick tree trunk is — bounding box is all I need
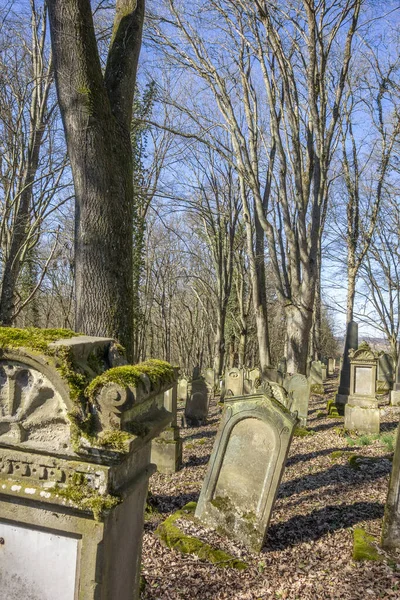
[346,264,357,324]
[285,303,313,375]
[252,211,271,372]
[213,309,226,377]
[48,0,144,360]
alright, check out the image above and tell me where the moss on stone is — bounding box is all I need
[0,327,88,402]
[294,426,316,437]
[86,359,175,400]
[155,502,247,570]
[55,472,120,520]
[353,528,380,561]
[211,495,235,513]
[330,450,345,460]
[311,383,325,395]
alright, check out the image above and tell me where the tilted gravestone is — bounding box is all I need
[344,342,379,434]
[224,367,245,397]
[0,328,177,600]
[184,376,209,426]
[195,393,298,551]
[284,373,311,426]
[382,424,400,551]
[336,321,358,408]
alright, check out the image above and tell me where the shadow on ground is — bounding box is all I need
[265,501,384,551]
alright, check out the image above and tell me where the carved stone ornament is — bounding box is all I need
[348,342,378,363]
[0,350,73,453]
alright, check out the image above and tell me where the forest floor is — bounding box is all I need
[141,374,400,600]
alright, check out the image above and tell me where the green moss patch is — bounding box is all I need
[0,327,88,401]
[353,528,380,561]
[155,502,247,570]
[330,450,345,461]
[55,472,120,520]
[326,399,342,418]
[311,383,325,395]
[294,426,316,437]
[86,359,175,400]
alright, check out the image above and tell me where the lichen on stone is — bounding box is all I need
[54,472,120,521]
[155,502,247,570]
[294,426,316,437]
[310,383,324,395]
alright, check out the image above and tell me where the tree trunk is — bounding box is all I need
[48,0,144,360]
[251,210,271,372]
[285,303,313,375]
[346,263,357,324]
[213,308,226,377]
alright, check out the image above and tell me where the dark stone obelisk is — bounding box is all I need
[335,320,358,408]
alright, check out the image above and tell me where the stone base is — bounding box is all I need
[335,394,348,414]
[390,391,400,406]
[151,427,182,474]
[344,404,380,434]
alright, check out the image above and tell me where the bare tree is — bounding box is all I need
[47,0,145,359]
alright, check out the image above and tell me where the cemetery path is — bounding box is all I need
[141,375,400,600]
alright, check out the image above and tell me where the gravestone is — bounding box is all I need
[184,376,209,426]
[151,379,183,474]
[284,373,311,426]
[382,424,400,551]
[277,357,287,385]
[390,356,400,406]
[344,342,379,434]
[195,393,298,551]
[336,321,358,408]
[205,368,216,397]
[328,357,335,376]
[309,361,324,385]
[177,377,188,402]
[0,329,177,600]
[244,367,261,395]
[377,353,394,393]
[224,367,244,397]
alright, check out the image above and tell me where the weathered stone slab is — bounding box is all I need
[195,394,298,552]
[244,368,261,395]
[378,353,394,391]
[382,422,400,551]
[184,377,209,426]
[284,374,310,426]
[328,357,335,375]
[0,329,178,600]
[344,342,379,434]
[224,367,244,397]
[177,377,188,402]
[151,380,182,474]
[309,360,324,385]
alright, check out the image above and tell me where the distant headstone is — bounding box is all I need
[328,358,335,375]
[284,373,311,426]
[177,377,188,402]
[309,360,325,385]
[195,393,298,551]
[205,368,215,388]
[378,353,394,390]
[344,342,379,434]
[244,368,261,395]
[225,367,244,397]
[336,321,358,407]
[382,425,400,551]
[184,377,209,426]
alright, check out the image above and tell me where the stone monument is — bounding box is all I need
[151,379,183,474]
[177,376,188,402]
[0,328,177,600]
[195,393,298,551]
[284,373,311,426]
[344,342,379,434]
[184,372,209,426]
[328,357,335,376]
[335,321,358,409]
[382,422,400,551]
[224,367,244,397]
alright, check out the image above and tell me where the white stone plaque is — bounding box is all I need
[0,520,79,599]
[355,366,372,395]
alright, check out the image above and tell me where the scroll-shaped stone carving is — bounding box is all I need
[0,352,72,453]
[195,393,298,551]
[95,383,133,430]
